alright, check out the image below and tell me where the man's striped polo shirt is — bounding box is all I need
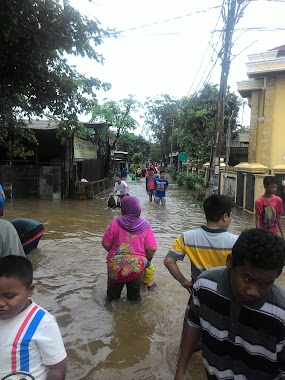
[188,267,285,380]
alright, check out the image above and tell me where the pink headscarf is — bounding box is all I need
[117,196,150,234]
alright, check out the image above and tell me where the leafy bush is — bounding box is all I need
[174,170,205,201]
[177,172,187,186]
[168,166,179,181]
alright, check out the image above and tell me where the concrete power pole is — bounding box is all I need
[208,0,237,195]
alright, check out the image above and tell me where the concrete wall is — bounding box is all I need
[0,165,62,199]
[271,74,285,167]
[248,74,285,169]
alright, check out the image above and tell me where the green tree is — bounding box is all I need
[116,132,150,162]
[144,95,180,163]
[149,143,162,163]
[176,84,241,165]
[0,0,114,158]
[89,96,140,175]
[132,152,143,165]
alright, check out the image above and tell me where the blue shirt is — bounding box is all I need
[154,178,168,198]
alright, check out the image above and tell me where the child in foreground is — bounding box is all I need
[0,256,67,380]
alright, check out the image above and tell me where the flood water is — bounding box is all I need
[4,177,285,380]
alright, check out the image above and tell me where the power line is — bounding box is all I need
[185,1,225,98]
[213,26,285,32]
[106,5,221,36]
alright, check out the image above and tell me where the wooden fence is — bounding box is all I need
[74,178,110,200]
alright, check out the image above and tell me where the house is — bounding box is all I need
[0,120,112,199]
[233,45,285,212]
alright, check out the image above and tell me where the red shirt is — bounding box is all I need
[255,195,283,235]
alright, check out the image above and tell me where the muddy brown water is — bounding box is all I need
[4,178,285,380]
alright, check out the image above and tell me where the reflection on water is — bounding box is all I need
[4,178,284,380]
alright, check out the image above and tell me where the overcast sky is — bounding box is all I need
[69,0,285,127]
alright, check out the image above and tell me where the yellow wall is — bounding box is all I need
[271,73,285,167]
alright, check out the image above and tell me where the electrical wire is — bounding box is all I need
[184,1,225,98]
[191,12,226,94]
[104,5,222,36]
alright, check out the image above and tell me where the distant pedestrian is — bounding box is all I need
[145,168,156,202]
[122,167,128,179]
[255,175,284,238]
[113,174,129,208]
[136,166,142,180]
[0,184,6,217]
[154,170,168,206]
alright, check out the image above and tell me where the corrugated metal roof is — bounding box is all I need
[26,120,112,130]
[27,120,58,130]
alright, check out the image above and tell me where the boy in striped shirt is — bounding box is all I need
[0,256,67,380]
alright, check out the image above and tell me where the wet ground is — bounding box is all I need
[4,177,280,380]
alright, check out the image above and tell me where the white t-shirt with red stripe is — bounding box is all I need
[0,301,67,380]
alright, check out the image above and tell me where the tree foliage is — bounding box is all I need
[144,85,241,166]
[149,143,162,163]
[116,132,150,162]
[0,0,114,157]
[88,96,140,175]
[144,95,180,162]
[132,152,143,165]
[176,84,241,164]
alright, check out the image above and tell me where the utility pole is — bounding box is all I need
[208,0,237,195]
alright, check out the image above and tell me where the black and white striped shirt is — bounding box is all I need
[188,267,285,380]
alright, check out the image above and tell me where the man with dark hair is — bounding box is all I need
[255,175,284,238]
[112,173,129,209]
[164,194,238,290]
[175,229,285,380]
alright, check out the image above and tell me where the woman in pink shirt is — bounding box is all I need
[102,196,157,302]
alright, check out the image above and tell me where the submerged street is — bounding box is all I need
[4,177,281,380]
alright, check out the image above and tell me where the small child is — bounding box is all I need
[143,259,157,291]
[0,256,67,380]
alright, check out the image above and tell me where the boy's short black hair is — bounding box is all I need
[0,256,33,288]
[231,229,285,275]
[116,173,122,178]
[203,194,234,222]
[160,169,166,174]
[263,176,277,187]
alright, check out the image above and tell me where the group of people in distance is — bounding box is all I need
[1,173,285,380]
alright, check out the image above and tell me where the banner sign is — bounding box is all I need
[74,136,97,161]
